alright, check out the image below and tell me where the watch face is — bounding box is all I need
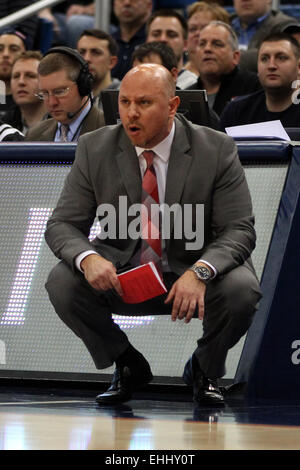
[196,266,211,280]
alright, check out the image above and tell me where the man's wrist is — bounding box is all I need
[80,253,100,271]
[75,250,99,272]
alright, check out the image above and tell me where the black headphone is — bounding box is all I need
[43,46,94,97]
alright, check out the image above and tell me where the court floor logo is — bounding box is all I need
[0,340,6,364]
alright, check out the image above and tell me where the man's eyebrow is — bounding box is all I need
[119,94,154,100]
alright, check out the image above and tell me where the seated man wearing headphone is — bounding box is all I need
[26,47,105,142]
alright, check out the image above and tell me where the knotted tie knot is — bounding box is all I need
[142,150,155,170]
[60,124,69,142]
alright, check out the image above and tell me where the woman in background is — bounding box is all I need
[185,1,230,76]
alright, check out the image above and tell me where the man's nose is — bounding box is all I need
[267,57,277,69]
[2,47,10,57]
[157,32,168,43]
[17,74,26,84]
[203,42,212,51]
[128,103,140,118]
[81,51,91,62]
[47,93,59,105]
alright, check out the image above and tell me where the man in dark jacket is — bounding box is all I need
[186,21,261,116]
[220,33,300,130]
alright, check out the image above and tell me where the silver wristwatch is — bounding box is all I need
[189,264,212,283]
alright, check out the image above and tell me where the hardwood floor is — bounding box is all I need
[0,385,300,451]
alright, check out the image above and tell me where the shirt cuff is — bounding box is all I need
[75,250,99,272]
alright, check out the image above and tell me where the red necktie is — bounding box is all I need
[140,150,162,276]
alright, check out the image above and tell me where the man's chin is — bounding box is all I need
[128,137,146,147]
[50,111,67,121]
[265,84,290,95]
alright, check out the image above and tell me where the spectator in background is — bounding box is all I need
[111,0,153,81]
[231,0,295,72]
[132,41,179,84]
[131,41,221,130]
[0,1,39,49]
[39,0,152,73]
[186,1,230,76]
[0,31,27,119]
[187,21,261,116]
[4,51,47,134]
[146,9,198,89]
[280,22,300,45]
[38,2,97,48]
[220,33,300,130]
[62,1,95,44]
[26,47,105,141]
[77,29,120,108]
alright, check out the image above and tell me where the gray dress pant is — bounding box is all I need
[45,260,261,379]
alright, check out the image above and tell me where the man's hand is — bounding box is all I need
[164,269,207,323]
[81,254,123,296]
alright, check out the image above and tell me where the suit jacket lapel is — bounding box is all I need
[164,118,193,244]
[115,129,142,205]
[43,119,57,140]
[80,108,92,135]
[80,106,97,135]
[165,117,193,207]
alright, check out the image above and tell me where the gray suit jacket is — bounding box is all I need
[25,105,105,141]
[45,116,256,277]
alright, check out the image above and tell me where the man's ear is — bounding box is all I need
[169,95,180,117]
[233,49,241,66]
[109,55,118,70]
[170,67,178,83]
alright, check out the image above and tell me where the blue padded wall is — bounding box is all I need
[0,141,294,386]
[235,146,300,401]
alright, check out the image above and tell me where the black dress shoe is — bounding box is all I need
[96,359,153,405]
[183,354,224,406]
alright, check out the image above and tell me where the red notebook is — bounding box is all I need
[117,262,167,303]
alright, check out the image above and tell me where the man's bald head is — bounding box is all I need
[118,63,179,148]
[121,63,176,99]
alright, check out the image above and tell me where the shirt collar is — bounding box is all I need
[232,12,270,31]
[58,100,91,140]
[135,121,175,163]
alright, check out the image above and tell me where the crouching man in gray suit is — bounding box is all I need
[45,63,261,406]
